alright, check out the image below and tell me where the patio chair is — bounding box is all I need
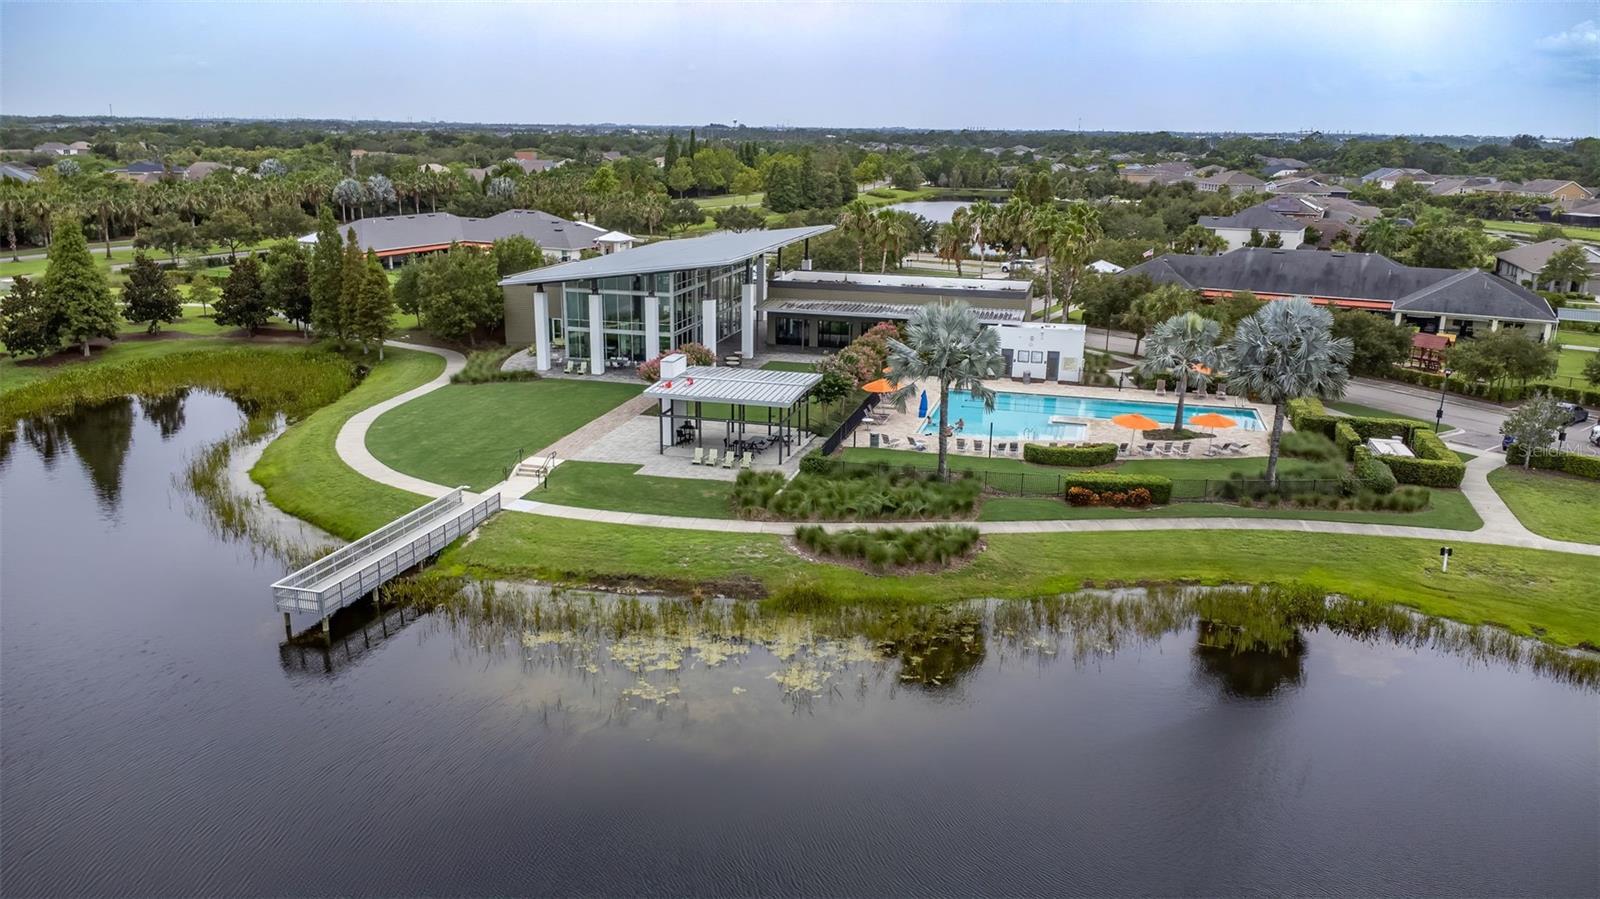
[741,451,753,469]
[1156,379,1167,397]
[1177,442,1192,457]
[1155,441,1173,457]
[722,450,736,469]
[1139,442,1155,456]
[1216,386,1229,402]
[562,360,575,374]
[1117,442,1130,456]
[1227,443,1247,455]
[1204,442,1224,457]
[881,435,899,447]
[692,447,705,465]
[956,438,967,451]
[974,440,984,453]
[1010,441,1021,455]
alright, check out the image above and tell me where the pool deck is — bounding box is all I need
[863,378,1281,458]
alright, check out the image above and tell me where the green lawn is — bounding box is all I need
[1482,220,1600,241]
[1327,400,1456,434]
[252,349,443,539]
[692,192,766,210]
[1487,467,1600,545]
[534,461,735,518]
[0,240,272,281]
[365,380,641,490]
[442,515,1600,647]
[1556,327,1600,349]
[1534,346,1595,389]
[759,361,819,373]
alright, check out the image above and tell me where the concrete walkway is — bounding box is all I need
[336,341,1599,557]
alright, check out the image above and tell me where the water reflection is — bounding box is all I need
[139,388,188,439]
[1193,621,1305,699]
[279,600,428,677]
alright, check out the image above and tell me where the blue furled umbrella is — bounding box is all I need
[917,390,929,419]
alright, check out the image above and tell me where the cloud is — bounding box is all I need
[1536,19,1600,75]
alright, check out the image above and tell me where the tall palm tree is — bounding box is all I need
[838,197,875,272]
[1026,204,1061,314]
[1137,312,1222,432]
[874,209,911,272]
[935,220,967,276]
[1058,201,1101,315]
[885,301,1005,480]
[967,199,996,276]
[1225,297,1353,484]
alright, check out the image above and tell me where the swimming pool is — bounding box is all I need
[920,390,1264,439]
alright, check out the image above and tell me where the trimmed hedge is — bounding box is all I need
[1386,366,1600,407]
[1505,447,1600,481]
[1023,442,1118,467]
[1352,447,1398,494]
[1060,472,1173,504]
[1333,420,1361,460]
[1379,429,1467,488]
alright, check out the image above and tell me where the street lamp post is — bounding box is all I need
[1434,368,1454,433]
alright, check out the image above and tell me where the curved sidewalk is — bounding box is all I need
[335,341,466,500]
[343,342,1600,558]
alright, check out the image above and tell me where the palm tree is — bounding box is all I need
[1058,201,1101,314]
[1137,312,1221,432]
[838,197,875,272]
[1225,297,1353,484]
[885,301,1004,480]
[935,220,967,276]
[332,177,364,222]
[967,199,996,276]
[1026,204,1062,314]
[874,209,911,272]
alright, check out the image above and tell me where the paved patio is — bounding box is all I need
[573,414,816,481]
[862,377,1281,459]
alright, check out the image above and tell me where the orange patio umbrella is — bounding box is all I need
[861,378,896,394]
[1189,412,1237,429]
[1110,412,1161,448]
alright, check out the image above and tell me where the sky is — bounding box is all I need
[2,1,1597,136]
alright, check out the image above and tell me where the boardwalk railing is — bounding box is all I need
[272,487,500,619]
[820,394,880,456]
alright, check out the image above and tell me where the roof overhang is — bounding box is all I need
[500,225,835,287]
[643,366,823,409]
[760,298,1024,324]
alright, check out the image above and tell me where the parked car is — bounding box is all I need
[1557,402,1589,425]
[1590,424,1600,447]
[1000,258,1035,274]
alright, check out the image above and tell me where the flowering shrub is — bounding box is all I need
[637,342,717,382]
[1066,486,1153,508]
[637,356,662,382]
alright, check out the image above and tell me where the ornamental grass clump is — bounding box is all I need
[794,524,980,571]
[737,467,982,521]
[452,346,540,383]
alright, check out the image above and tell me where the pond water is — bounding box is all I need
[2,393,1596,897]
[884,199,1005,224]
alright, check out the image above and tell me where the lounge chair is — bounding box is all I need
[1010,441,1021,455]
[563,360,575,374]
[1154,441,1173,457]
[1117,442,1130,456]
[1216,386,1229,402]
[1227,443,1247,455]
[1176,442,1192,457]
[881,435,899,447]
[722,450,735,468]
[909,437,929,452]
[692,447,705,465]
[1156,378,1167,397]
[956,438,967,451]
[1204,442,1225,457]
[973,439,984,453]
[1139,442,1155,456]
[740,451,753,469]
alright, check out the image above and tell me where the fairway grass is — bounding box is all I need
[1482,219,1600,241]
[252,349,444,539]
[365,380,642,490]
[441,515,1600,647]
[1487,467,1600,545]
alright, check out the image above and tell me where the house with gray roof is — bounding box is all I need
[1122,247,1557,340]
[298,209,633,265]
[1192,170,1265,194]
[1198,205,1307,251]
[1494,238,1600,297]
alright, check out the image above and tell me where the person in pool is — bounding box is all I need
[955,418,966,432]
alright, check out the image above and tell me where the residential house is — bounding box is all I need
[1360,167,1431,188]
[1197,205,1307,251]
[1118,161,1194,186]
[1122,247,1558,340]
[113,160,171,184]
[1266,177,1352,198]
[1192,170,1265,194]
[182,161,243,181]
[1545,197,1600,228]
[32,141,90,156]
[417,162,450,174]
[1493,238,1600,297]
[298,209,634,266]
[1517,180,1593,202]
[1257,156,1308,177]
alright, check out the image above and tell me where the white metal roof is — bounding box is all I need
[500,225,835,286]
[642,366,823,409]
[760,298,1024,324]
[773,269,1031,294]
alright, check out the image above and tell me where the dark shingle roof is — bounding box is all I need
[1197,205,1307,232]
[299,209,613,254]
[1121,248,1554,323]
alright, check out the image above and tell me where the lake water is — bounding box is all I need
[2,394,1597,896]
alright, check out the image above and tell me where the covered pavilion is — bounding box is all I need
[641,357,822,465]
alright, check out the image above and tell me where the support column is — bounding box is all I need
[740,283,757,359]
[1490,319,1500,332]
[801,238,813,271]
[1541,321,1553,342]
[533,291,552,372]
[588,292,604,374]
[702,298,717,356]
[283,611,292,640]
[1392,311,1403,326]
[645,294,661,359]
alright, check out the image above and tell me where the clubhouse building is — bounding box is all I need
[1124,248,1559,340]
[300,209,633,266]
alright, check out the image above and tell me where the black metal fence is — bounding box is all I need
[808,457,1346,503]
[819,394,880,456]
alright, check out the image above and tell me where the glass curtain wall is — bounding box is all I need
[554,264,751,364]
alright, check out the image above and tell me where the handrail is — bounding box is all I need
[271,487,467,589]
